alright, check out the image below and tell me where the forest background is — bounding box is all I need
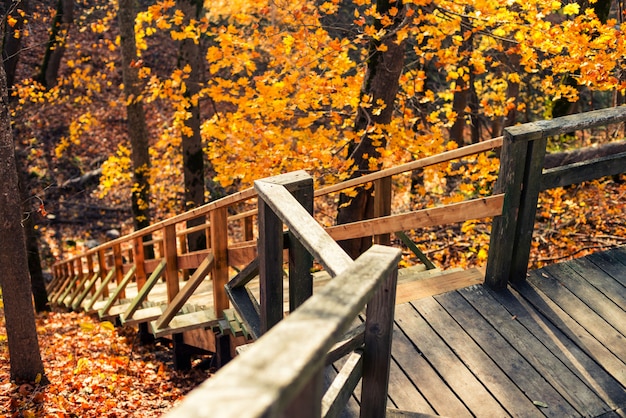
[1,0,626,415]
[5,0,626,273]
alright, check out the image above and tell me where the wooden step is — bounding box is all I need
[150,309,219,338]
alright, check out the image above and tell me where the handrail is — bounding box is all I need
[166,170,401,417]
[486,105,626,289]
[165,245,401,418]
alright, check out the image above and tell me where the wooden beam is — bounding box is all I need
[120,260,166,322]
[211,206,230,317]
[395,268,484,304]
[163,224,179,302]
[164,245,401,418]
[154,254,214,330]
[326,194,504,241]
[541,151,626,191]
[98,266,136,319]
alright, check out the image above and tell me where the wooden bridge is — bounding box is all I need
[48,107,626,417]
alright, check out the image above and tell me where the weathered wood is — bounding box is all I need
[525,270,626,360]
[211,206,230,317]
[459,285,612,417]
[97,249,109,298]
[485,134,528,289]
[361,265,398,418]
[256,175,354,277]
[541,151,626,191]
[84,268,116,311]
[322,351,363,418]
[287,175,314,312]
[113,244,125,298]
[151,309,218,338]
[490,286,626,410]
[121,260,167,322]
[395,268,483,304]
[283,367,323,418]
[315,137,503,197]
[507,105,626,141]
[228,257,260,289]
[133,236,147,289]
[510,136,547,282]
[226,286,262,340]
[412,296,543,416]
[163,224,180,302]
[122,305,165,326]
[71,272,100,311]
[177,250,212,270]
[326,195,504,242]
[395,302,508,416]
[326,323,365,366]
[390,322,472,417]
[258,193,285,333]
[154,254,214,330]
[567,257,626,308]
[373,176,392,246]
[165,245,400,418]
[98,266,136,319]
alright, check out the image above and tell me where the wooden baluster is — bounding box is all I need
[113,244,125,298]
[134,236,147,290]
[244,215,254,241]
[98,248,109,298]
[360,264,398,418]
[163,224,179,302]
[373,177,392,246]
[211,207,229,317]
[258,192,284,333]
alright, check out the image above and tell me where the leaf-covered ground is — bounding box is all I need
[0,310,211,417]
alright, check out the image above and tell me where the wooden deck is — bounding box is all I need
[375,247,626,417]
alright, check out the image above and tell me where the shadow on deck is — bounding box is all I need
[378,247,626,418]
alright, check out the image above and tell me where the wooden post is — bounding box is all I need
[113,243,125,298]
[244,215,254,241]
[373,177,392,246]
[258,191,284,333]
[211,207,230,317]
[484,129,535,290]
[287,176,314,313]
[134,236,147,290]
[163,224,179,302]
[282,369,323,418]
[98,249,109,297]
[360,264,398,418]
[509,136,547,282]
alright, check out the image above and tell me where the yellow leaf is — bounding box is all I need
[79,322,95,332]
[562,3,580,15]
[100,321,115,331]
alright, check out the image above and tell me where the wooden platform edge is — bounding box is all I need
[395,268,484,305]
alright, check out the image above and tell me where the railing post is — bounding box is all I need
[360,262,398,418]
[97,248,109,297]
[373,177,392,246]
[211,206,230,317]
[485,124,546,289]
[287,176,314,312]
[134,236,147,289]
[163,224,179,302]
[258,190,284,333]
[113,243,125,298]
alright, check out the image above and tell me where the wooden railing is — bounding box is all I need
[165,171,401,418]
[486,106,626,289]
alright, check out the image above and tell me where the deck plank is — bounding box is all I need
[390,323,472,417]
[566,257,626,307]
[525,270,626,360]
[411,296,543,417]
[458,285,611,417]
[586,250,626,287]
[395,303,508,417]
[435,290,579,418]
[542,263,626,337]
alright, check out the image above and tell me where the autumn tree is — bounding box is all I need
[335,0,407,259]
[118,0,152,232]
[0,29,45,382]
[37,0,74,88]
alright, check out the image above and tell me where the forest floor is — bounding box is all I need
[0,308,211,417]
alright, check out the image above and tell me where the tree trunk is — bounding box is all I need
[335,0,407,259]
[0,51,46,383]
[118,0,151,232]
[2,0,27,91]
[37,0,73,88]
[177,0,207,252]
